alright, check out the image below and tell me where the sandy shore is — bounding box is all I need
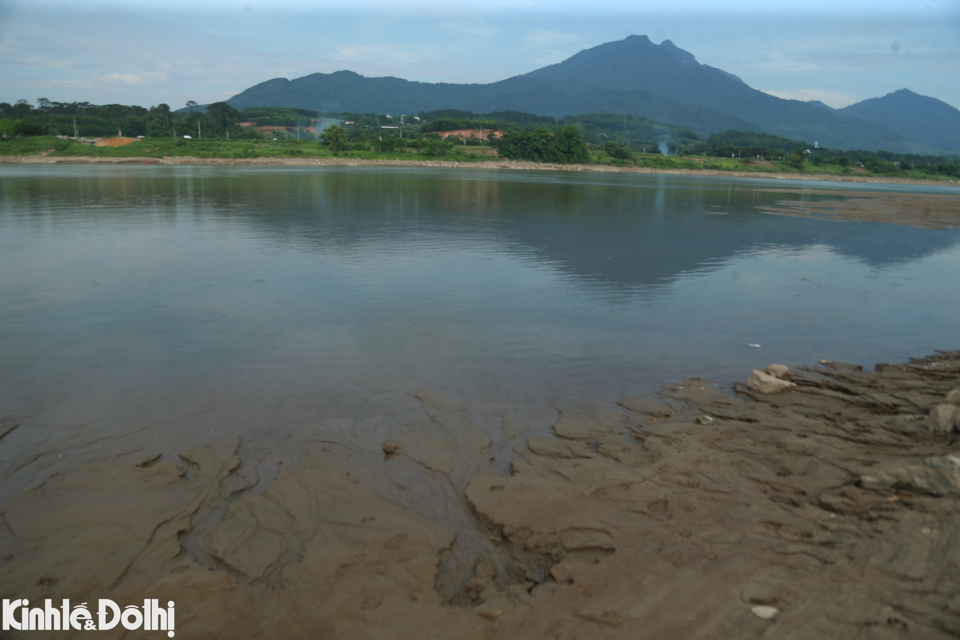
[2,354,959,638]
[3,153,959,188]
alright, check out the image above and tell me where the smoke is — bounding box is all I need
[658,142,669,156]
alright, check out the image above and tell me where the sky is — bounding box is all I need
[1,0,958,112]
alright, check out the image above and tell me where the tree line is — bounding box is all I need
[0,99,254,139]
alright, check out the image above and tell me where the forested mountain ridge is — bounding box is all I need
[839,89,960,154]
[224,35,951,154]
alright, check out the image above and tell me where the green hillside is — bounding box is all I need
[839,89,960,154]
[221,35,949,154]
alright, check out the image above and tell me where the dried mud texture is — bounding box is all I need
[2,354,960,638]
[759,190,960,230]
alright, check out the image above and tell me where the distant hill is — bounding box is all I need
[225,35,942,153]
[839,89,960,154]
[228,69,757,137]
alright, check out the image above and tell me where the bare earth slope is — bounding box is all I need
[2,352,959,638]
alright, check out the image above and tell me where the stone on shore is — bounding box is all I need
[927,404,959,433]
[762,364,791,379]
[861,454,960,497]
[748,369,796,393]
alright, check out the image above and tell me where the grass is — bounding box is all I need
[3,136,957,182]
[0,136,492,163]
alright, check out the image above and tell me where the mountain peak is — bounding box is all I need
[659,39,698,66]
[840,88,960,153]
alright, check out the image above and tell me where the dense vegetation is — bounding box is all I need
[498,126,589,164]
[562,113,701,151]
[419,110,556,133]
[3,97,958,181]
[238,106,320,126]
[0,99,255,139]
[706,131,816,157]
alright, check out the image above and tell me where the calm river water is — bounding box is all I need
[1,165,959,493]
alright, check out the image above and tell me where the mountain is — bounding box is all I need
[839,89,960,154]
[226,36,937,153]
[228,69,759,137]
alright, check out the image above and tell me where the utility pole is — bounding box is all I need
[198,121,201,139]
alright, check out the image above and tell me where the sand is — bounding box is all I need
[2,353,960,638]
[3,154,959,188]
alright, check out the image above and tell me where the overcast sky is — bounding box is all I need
[1,0,958,112]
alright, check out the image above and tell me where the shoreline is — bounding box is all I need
[3,153,958,187]
[2,353,959,638]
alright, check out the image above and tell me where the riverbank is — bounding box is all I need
[2,353,959,638]
[3,153,958,188]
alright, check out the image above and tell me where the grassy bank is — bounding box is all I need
[3,136,959,185]
[0,135,493,163]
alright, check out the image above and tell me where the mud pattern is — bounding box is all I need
[2,353,959,638]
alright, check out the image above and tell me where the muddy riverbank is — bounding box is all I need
[2,153,958,188]
[2,353,959,638]
[759,189,960,229]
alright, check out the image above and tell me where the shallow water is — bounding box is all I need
[1,165,959,495]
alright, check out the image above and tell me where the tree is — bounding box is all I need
[786,148,805,169]
[422,137,451,156]
[206,101,241,138]
[499,126,589,164]
[0,118,19,137]
[155,103,171,128]
[186,100,198,112]
[603,140,632,160]
[321,125,347,152]
[12,99,32,118]
[554,125,589,164]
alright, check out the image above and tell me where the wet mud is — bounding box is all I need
[2,353,960,638]
[759,190,960,230]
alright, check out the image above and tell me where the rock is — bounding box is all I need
[946,388,960,404]
[748,370,796,394]
[762,364,791,379]
[927,404,959,433]
[861,454,960,497]
[553,400,625,439]
[751,605,778,620]
[617,395,675,417]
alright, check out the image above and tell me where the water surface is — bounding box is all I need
[2,165,959,494]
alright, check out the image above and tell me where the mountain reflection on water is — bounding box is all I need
[1,165,958,497]
[5,166,955,288]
